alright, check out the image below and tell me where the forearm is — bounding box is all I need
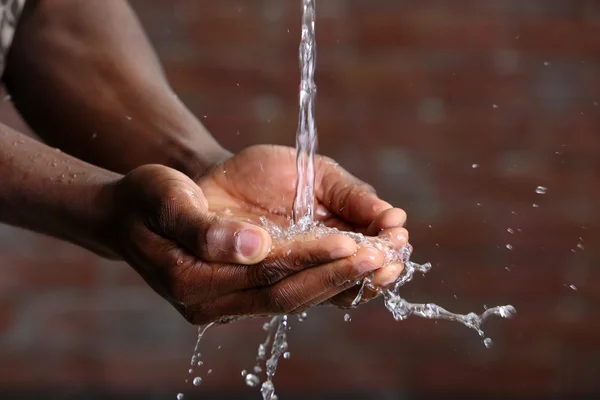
[0,122,120,258]
[3,0,229,179]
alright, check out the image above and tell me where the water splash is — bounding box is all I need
[183,1,515,398]
[245,2,319,399]
[179,323,214,399]
[243,316,289,400]
[260,216,516,340]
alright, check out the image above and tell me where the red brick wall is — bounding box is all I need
[0,0,599,398]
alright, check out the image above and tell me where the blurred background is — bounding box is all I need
[1,0,599,399]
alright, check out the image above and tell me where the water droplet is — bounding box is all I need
[472,163,479,168]
[91,133,97,139]
[532,203,540,208]
[283,352,290,359]
[188,368,192,374]
[483,338,493,348]
[241,370,247,376]
[344,313,351,322]
[207,369,212,374]
[535,186,547,195]
[506,244,513,250]
[193,377,202,386]
[177,259,184,265]
[245,373,261,387]
[197,361,203,366]
[297,311,308,322]
[126,116,132,120]
[577,243,584,250]
[492,104,498,109]
[507,228,514,234]
[569,284,577,291]
[543,61,550,66]
[176,394,184,400]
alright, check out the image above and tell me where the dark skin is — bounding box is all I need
[0,0,408,324]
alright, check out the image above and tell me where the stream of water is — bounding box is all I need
[179,1,515,399]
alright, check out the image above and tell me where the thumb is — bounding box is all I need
[195,214,272,264]
[170,207,272,265]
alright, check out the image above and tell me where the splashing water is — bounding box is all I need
[243,2,319,399]
[178,323,214,399]
[182,1,515,399]
[244,0,515,397]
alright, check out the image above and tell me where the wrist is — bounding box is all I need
[125,87,232,180]
[167,133,232,181]
[64,171,124,259]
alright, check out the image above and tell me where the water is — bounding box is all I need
[180,1,515,398]
[292,0,318,222]
[245,0,515,397]
[178,323,214,398]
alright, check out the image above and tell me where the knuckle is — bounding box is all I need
[266,286,298,314]
[324,266,352,288]
[251,264,286,286]
[166,260,211,305]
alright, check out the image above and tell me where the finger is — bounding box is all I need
[365,208,407,236]
[316,159,391,226]
[328,261,404,308]
[263,246,384,313]
[257,233,358,284]
[371,263,405,288]
[123,223,199,306]
[328,282,381,308]
[328,227,408,308]
[170,233,359,306]
[371,226,407,288]
[379,227,409,247]
[193,246,385,323]
[173,211,273,265]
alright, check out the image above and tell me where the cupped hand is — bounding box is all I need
[196,145,409,307]
[101,164,386,325]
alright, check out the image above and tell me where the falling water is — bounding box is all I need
[243,2,319,398]
[178,323,214,400]
[246,0,515,397]
[292,0,318,222]
[182,1,515,398]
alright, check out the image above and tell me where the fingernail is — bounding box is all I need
[235,230,262,258]
[396,233,408,245]
[358,261,378,273]
[331,248,352,259]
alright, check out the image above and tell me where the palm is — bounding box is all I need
[197,145,367,230]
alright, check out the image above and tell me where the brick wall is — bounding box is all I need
[0,0,599,399]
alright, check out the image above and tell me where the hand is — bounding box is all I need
[196,145,408,308]
[100,164,386,325]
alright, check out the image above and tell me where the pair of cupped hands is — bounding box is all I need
[101,145,408,325]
